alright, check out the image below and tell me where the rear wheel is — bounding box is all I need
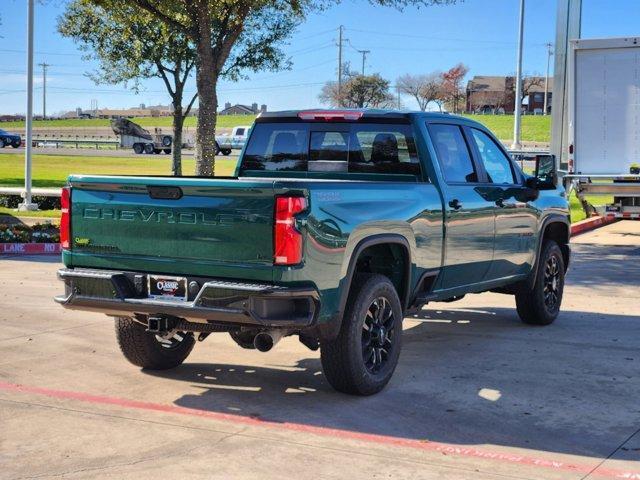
[133,143,144,154]
[153,148,161,154]
[222,149,232,156]
[11,138,21,148]
[320,274,403,395]
[144,143,154,154]
[515,240,565,325]
[163,148,171,154]
[115,317,195,369]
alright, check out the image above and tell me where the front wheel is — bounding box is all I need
[320,274,403,395]
[515,240,565,325]
[11,139,21,148]
[115,317,195,370]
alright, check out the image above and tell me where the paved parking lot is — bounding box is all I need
[0,221,638,479]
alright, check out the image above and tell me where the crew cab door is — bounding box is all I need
[427,123,496,290]
[465,127,538,279]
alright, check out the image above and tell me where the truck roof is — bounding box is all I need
[255,109,485,128]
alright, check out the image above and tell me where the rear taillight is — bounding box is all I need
[60,186,71,249]
[274,196,307,265]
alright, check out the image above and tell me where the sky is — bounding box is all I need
[0,0,639,115]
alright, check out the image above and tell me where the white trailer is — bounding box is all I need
[565,37,640,219]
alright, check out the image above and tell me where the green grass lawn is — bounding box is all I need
[0,154,238,188]
[463,114,551,143]
[0,115,255,130]
[2,114,551,143]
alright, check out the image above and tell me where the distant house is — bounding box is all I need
[0,114,25,122]
[466,76,553,114]
[219,102,267,115]
[466,76,516,114]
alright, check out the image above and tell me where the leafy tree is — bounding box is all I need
[440,63,468,113]
[59,1,197,175]
[319,73,393,108]
[396,72,443,111]
[89,0,456,176]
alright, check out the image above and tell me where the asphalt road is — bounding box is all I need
[0,221,639,479]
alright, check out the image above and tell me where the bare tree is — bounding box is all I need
[396,72,442,111]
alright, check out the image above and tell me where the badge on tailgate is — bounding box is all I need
[148,275,188,301]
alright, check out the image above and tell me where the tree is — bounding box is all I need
[319,73,393,109]
[440,63,468,114]
[89,0,300,176]
[91,0,457,176]
[59,1,197,175]
[396,72,442,111]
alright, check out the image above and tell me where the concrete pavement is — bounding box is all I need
[0,221,639,479]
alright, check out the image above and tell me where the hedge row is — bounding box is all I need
[0,194,61,210]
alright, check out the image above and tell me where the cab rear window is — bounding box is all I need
[240,122,423,179]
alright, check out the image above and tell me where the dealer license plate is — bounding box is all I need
[148,275,188,301]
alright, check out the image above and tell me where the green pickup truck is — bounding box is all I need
[55,110,570,395]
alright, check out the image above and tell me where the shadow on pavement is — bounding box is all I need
[145,305,640,460]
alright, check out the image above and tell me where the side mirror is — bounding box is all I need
[532,154,557,189]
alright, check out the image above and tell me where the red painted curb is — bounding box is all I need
[571,215,617,236]
[0,381,637,479]
[0,243,61,255]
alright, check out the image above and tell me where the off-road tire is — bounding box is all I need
[115,317,195,370]
[516,240,565,325]
[320,274,403,395]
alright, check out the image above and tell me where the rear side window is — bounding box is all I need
[429,124,478,183]
[235,128,245,136]
[241,122,422,179]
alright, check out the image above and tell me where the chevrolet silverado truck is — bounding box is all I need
[55,110,570,395]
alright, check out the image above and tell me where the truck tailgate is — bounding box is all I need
[66,176,276,278]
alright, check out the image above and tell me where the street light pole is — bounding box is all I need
[511,0,525,150]
[337,25,343,107]
[19,0,37,211]
[38,62,50,120]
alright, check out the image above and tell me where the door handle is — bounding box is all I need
[448,199,462,210]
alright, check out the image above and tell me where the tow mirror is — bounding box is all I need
[532,154,557,190]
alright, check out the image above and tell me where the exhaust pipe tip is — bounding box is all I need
[254,332,274,352]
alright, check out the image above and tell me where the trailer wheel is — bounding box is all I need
[133,143,144,154]
[115,317,195,370]
[161,135,172,147]
[144,144,154,154]
[163,148,171,154]
[153,148,161,154]
[222,149,232,156]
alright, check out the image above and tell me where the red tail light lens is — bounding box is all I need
[60,186,71,249]
[274,196,307,265]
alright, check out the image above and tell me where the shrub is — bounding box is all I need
[0,194,61,210]
[0,222,59,243]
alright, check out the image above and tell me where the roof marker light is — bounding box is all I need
[297,110,364,121]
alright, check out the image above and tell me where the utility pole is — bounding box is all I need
[511,0,525,150]
[337,25,343,107]
[38,62,50,120]
[357,49,370,75]
[19,0,37,211]
[543,42,553,115]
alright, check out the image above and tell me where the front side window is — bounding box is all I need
[429,124,477,183]
[470,129,515,184]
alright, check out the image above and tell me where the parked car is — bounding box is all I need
[0,129,22,148]
[55,110,570,395]
[215,125,250,155]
